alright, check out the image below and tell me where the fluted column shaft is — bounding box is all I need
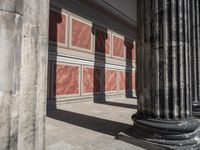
[191,0,200,113]
[133,0,200,147]
[137,0,193,120]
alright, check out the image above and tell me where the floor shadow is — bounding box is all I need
[47,109,132,136]
[96,101,137,109]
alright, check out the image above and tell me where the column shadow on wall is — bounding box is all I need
[92,25,136,109]
[92,24,136,108]
[92,24,106,103]
[47,8,62,110]
[125,38,134,98]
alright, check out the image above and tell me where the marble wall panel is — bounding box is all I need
[113,35,124,58]
[82,67,101,93]
[119,71,126,90]
[132,72,136,90]
[54,64,79,95]
[105,69,117,91]
[71,18,91,50]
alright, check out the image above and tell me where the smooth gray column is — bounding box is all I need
[132,0,200,148]
[18,0,49,150]
[0,0,49,149]
[0,1,23,149]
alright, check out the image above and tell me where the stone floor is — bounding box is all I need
[45,98,146,150]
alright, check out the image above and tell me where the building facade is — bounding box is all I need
[47,0,137,109]
[1,0,200,150]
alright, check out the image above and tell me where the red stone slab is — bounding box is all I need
[71,18,91,50]
[119,71,126,90]
[54,64,79,95]
[113,35,124,58]
[82,67,101,93]
[105,69,117,91]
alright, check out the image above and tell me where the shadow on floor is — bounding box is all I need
[96,101,137,109]
[47,109,132,136]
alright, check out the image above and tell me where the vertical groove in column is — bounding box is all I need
[167,0,173,119]
[143,0,147,113]
[150,0,160,118]
[158,0,164,118]
[188,0,192,115]
[163,0,169,119]
[178,0,185,119]
[191,0,198,103]
[144,0,151,114]
[184,0,190,118]
[137,0,142,114]
[195,0,200,103]
[171,0,179,119]
[140,0,145,114]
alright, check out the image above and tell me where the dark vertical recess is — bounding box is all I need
[47,7,62,110]
[183,0,190,118]
[125,38,133,99]
[158,0,164,119]
[136,0,142,114]
[163,0,169,119]
[191,0,198,104]
[195,0,200,103]
[178,0,185,119]
[93,25,107,103]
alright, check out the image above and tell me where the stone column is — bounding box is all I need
[133,0,200,147]
[191,0,200,114]
[0,0,49,149]
[0,1,23,149]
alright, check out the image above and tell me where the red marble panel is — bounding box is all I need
[95,29,110,54]
[71,18,91,50]
[113,35,124,58]
[54,64,79,95]
[119,71,126,90]
[82,67,101,93]
[105,69,117,91]
[132,72,136,90]
[126,41,135,61]
[49,10,66,44]
[133,43,136,61]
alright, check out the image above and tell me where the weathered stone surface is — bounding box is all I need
[191,0,200,114]
[18,0,49,150]
[130,0,200,148]
[0,0,49,149]
[0,11,22,150]
[0,0,23,15]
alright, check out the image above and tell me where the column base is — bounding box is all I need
[193,103,200,116]
[118,117,200,149]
